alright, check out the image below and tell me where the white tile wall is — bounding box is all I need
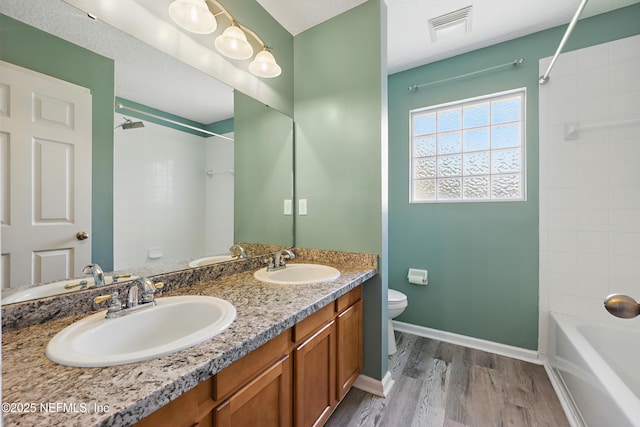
[205,135,234,256]
[538,35,640,354]
[113,116,234,269]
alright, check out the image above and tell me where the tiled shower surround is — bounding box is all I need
[538,35,640,352]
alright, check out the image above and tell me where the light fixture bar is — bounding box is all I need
[168,0,281,78]
[207,0,266,48]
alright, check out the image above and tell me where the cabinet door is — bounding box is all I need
[336,299,363,400]
[215,355,292,427]
[293,320,336,427]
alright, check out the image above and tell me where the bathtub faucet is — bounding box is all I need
[604,294,640,319]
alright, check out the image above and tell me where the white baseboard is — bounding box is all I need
[392,320,541,364]
[352,370,394,397]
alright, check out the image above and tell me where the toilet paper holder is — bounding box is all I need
[407,268,428,285]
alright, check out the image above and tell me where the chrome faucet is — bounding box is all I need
[230,244,249,259]
[94,277,163,319]
[266,249,296,272]
[83,264,106,287]
[127,277,159,308]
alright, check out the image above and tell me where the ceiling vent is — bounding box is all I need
[428,5,473,43]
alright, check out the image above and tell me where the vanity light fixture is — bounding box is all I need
[215,22,253,60]
[248,48,282,78]
[168,0,217,34]
[168,0,281,78]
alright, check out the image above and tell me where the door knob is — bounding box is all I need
[76,231,89,241]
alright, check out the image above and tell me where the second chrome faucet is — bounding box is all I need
[265,249,296,272]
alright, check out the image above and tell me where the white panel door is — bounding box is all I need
[0,61,92,288]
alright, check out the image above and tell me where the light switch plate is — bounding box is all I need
[299,199,308,215]
[284,199,292,215]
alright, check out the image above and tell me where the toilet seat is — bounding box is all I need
[388,289,408,310]
[387,289,408,355]
[388,289,407,303]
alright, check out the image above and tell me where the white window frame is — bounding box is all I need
[409,88,527,203]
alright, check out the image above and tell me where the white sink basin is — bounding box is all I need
[254,263,340,285]
[188,255,235,268]
[1,275,138,305]
[46,295,236,367]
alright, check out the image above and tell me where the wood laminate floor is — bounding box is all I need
[326,332,569,427]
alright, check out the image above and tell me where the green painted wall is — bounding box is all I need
[234,91,294,246]
[294,0,388,379]
[388,4,640,350]
[225,0,294,117]
[0,14,115,270]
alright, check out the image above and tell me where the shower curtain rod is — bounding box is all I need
[114,102,234,141]
[408,58,524,92]
[539,0,589,85]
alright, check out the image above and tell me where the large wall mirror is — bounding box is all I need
[0,0,294,304]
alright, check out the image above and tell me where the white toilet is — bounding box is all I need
[387,289,408,355]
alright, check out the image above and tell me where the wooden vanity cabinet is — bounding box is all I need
[215,354,291,427]
[134,331,291,427]
[134,377,216,427]
[214,330,293,427]
[136,286,362,427]
[293,305,337,427]
[292,286,363,427]
[336,297,363,400]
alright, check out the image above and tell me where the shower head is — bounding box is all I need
[115,117,144,130]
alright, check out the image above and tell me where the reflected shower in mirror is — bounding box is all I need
[112,104,235,271]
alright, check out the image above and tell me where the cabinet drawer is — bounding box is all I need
[335,286,362,313]
[134,378,214,427]
[215,355,292,427]
[214,329,291,401]
[293,303,334,343]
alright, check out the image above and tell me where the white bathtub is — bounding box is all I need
[547,312,640,427]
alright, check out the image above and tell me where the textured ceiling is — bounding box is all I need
[256,0,367,36]
[257,0,640,74]
[0,0,234,124]
[2,0,637,122]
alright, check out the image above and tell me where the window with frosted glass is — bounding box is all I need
[410,89,526,203]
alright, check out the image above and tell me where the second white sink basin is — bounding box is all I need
[46,295,236,367]
[254,263,340,285]
[188,255,235,268]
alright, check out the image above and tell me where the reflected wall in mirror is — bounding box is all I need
[235,91,295,247]
[0,1,294,305]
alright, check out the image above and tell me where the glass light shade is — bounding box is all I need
[215,25,253,60]
[168,0,217,34]
[249,50,282,78]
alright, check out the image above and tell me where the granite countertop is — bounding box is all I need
[1,259,376,427]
